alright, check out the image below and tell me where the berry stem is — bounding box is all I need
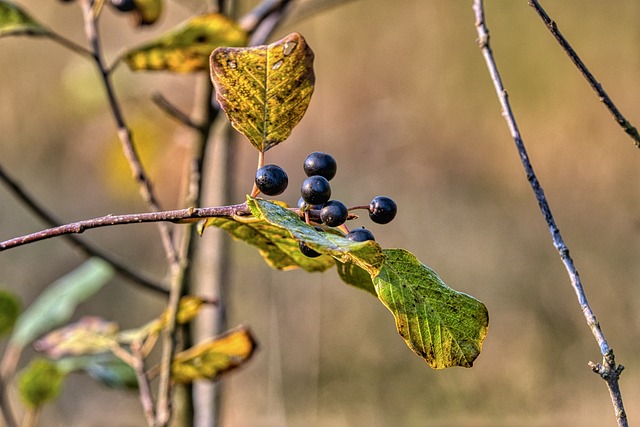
[250,151,266,197]
[348,205,370,211]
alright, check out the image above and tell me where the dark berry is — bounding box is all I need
[369,196,397,224]
[297,197,323,211]
[299,241,321,258]
[320,200,348,227]
[301,175,331,205]
[255,164,288,196]
[303,152,337,180]
[346,227,375,242]
[109,0,136,12]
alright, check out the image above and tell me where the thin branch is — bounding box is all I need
[44,31,94,58]
[528,0,640,149]
[0,163,168,296]
[152,93,205,131]
[472,2,627,426]
[0,375,18,427]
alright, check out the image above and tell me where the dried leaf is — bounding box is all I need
[34,317,119,358]
[210,32,315,152]
[131,0,162,26]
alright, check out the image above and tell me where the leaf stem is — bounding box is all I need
[472,1,627,425]
[528,0,640,149]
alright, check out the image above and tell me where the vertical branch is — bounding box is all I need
[472,1,627,426]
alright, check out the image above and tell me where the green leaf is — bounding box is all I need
[336,262,376,296]
[210,32,315,152]
[55,354,138,390]
[201,206,335,273]
[373,249,489,369]
[124,13,247,73]
[172,326,256,383]
[18,358,65,409]
[10,258,114,348]
[0,1,49,37]
[249,197,385,275]
[0,289,21,337]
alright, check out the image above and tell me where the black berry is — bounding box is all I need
[346,227,375,242]
[299,241,321,257]
[301,175,331,205]
[303,152,337,180]
[297,197,323,211]
[320,200,348,227]
[109,0,136,12]
[255,164,288,196]
[369,196,397,224]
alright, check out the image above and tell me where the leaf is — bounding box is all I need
[172,326,256,383]
[373,249,489,369]
[0,1,49,37]
[18,358,65,409]
[0,289,21,337]
[10,258,114,348]
[124,13,247,73]
[131,0,162,26]
[210,32,315,152]
[336,262,376,296]
[201,209,335,273]
[34,317,119,359]
[55,354,138,390]
[249,197,385,275]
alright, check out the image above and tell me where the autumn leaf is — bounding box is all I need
[210,32,315,152]
[0,1,49,37]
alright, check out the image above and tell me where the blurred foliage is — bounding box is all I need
[18,358,65,409]
[0,289,20,337]
[0,0,639,426]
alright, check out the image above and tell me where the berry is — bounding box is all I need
[299,241,321,258]
[301,175,331,205]
[369,196,397,224]
[297,197,323,211]
[346,227,375,242]
[255,164,288,196]
[303,152,337,180]
[320,200,348,227]
[109,0,136,12]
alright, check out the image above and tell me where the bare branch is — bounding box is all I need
[528,0,640,149]
[472,1,628,426]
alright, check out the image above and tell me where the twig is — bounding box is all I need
[44,31,93,58]
[472,2,627,426]
[152,93,205,131]
[129,343,156,426]
[0,375,18,427]
[528,0,640,149]
[0,163,168,296]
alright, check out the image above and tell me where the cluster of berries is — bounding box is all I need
[254,152,397,257]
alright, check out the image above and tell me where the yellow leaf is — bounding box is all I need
[172,326,256,383]
[124,13,247,72]
[210,32,315,152]
[132,0,162,26]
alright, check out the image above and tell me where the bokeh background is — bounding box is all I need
[1,1,639,426]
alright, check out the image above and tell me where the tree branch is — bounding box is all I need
[472,1,627,426]
[528,0,640,149]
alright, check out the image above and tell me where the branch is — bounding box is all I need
[0,163,168,296]
[472,1,627,426]
[528,0,640,149]
[0,203,249,252]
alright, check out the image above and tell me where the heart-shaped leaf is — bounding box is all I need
[210,32,315,152]
[373,249,489,369]
[124,13,247,73]
[0,1,49,37]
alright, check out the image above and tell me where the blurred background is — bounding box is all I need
[1,0,639,426]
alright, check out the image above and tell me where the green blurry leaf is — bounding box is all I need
[34,317,118,358]
[373,249,489,369]
[0,289,21,337]
[124,13,247,72]
[336,262,376,296]
[18,358,65,409]
[172,326,256,384]
[210,32,315,152]
[11,258,114,348]
[249,197,385,275]
[131,0,162,26]
[55,354,138,390]
[201,207,335,273]
[0,1,49,37]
